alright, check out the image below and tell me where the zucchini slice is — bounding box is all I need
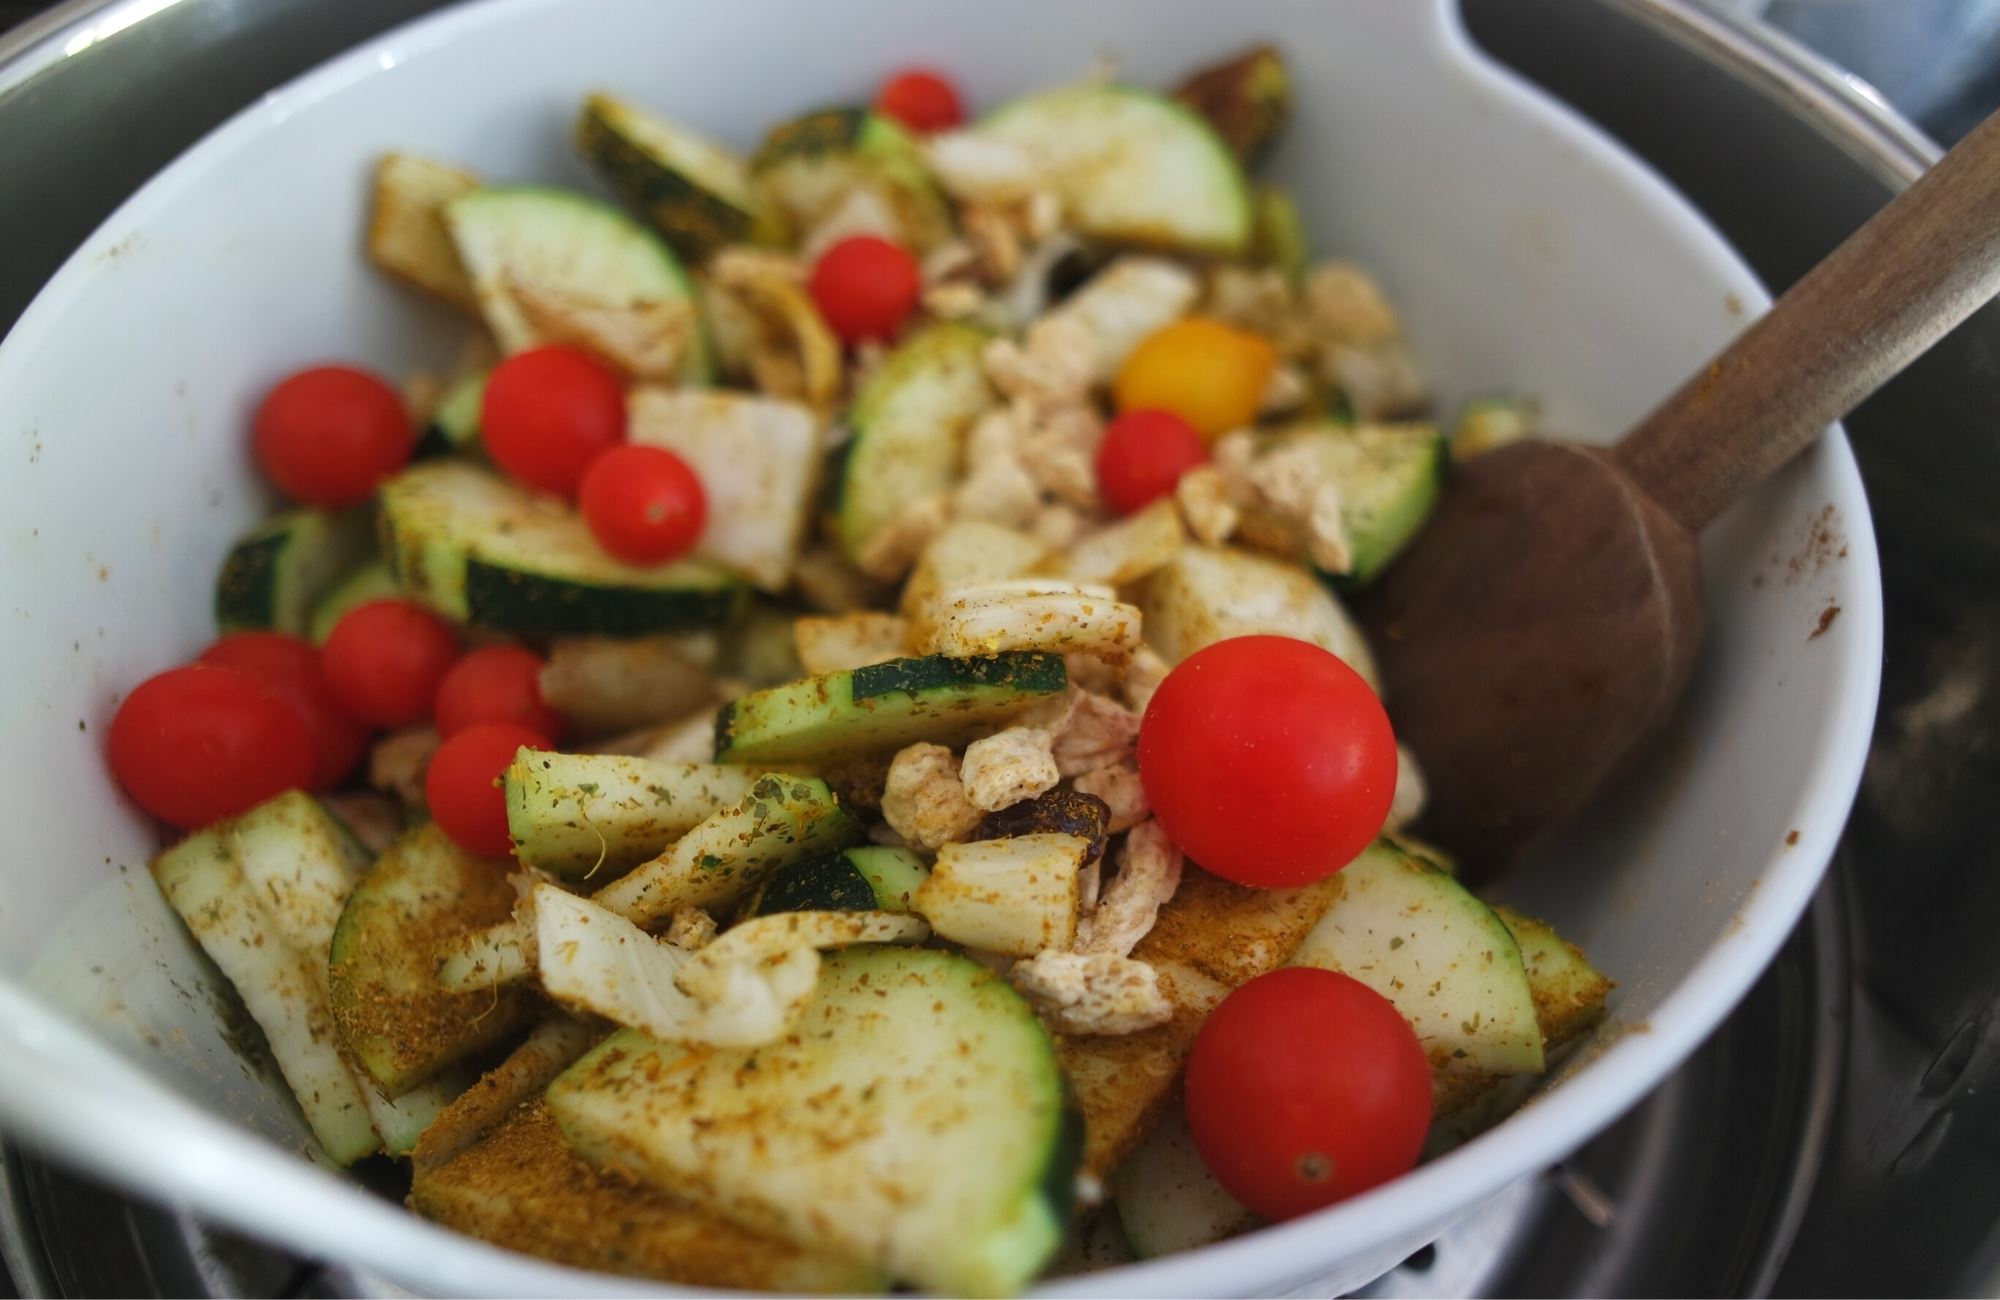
[1252,183,1308,282]
[1171,44,1292,168]
[445,186,710,384]
[1291,840,1544,1077]
[412,1100,883,1291]
[214,508,371,637]
[410,1016,599,1174]
[1494,905,1613,1051]
[587,773,863,929]
[576,92,779,261]
[1112,1096,1259,1259]
[327,822,535,1095]
[1261,423,1448,588]
[752,107,952,252]
[307,561,397,645]
[747,845,929,916]
[712,651,1067,766]
[367,153,481,312]
[153,826,380,1165]
[549,946,1081,1297]
[380,460,745,637]
[412,367,486,460]
[835,322,995,567]
[504,750,763,880]
[1139,544,1380,690]
[627,388,822,591]
[977,87,1253,256]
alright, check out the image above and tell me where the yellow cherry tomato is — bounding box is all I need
[1113,317,1278,440]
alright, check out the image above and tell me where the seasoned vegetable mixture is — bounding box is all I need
[110,45,1604,1297]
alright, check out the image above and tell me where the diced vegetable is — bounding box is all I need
[748,845,930,915]
[445,186,710,384]
[1254,422,1448,588]
[977,87,1252,256]
[327,822,535,1095]
[626,387,821,590]
[214,508,372,637]
[1171,44,1292,167]
[835,322,994,567]
[1062,499,1186,586]
[1140,544,1380,690]
[307,561,398,644]
[411,1100,884,1291]
[575,92,780,261]
[1112,1095,1259,1258]
[901,520,1049,643]
[367,153,481,312]
[549,947,1081,1297]
[504,750,763,879]
[752,107,953,252]
[917,834,1087,957]
[412,368,487,460]
[792,611,911,675]
[1043,256,1201,385]
[380,460,745,636]
[1291,840,1544,1077]
[922,581,1143,662]
[712,651,1067,766]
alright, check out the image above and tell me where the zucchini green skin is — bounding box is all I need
[214,509,371,636]
[752,107,953,252]
[548,947,1080,1297]
[1252,183,1308,283]
[747,845,929,915]
[577,94,774,261]
[308,561,397,644]
[326,822,534,1096]
[713,651,1068,765]
[413,369,486,460]
[381,461,745,637]
[504,751,761,880]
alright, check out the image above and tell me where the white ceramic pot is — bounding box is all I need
[0,0,1881,1294]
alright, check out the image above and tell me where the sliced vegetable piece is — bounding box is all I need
[922,582,1142,662]
[1494,905,1614,1052]
[1112,1095,1260,1258]
[712,651,1067,766]
[549,947,1080,1297]
[411,1100,884,1291]
[1046,256,1202,385]
[153,827,379,1164]
[627,387,821,591]
[506,750,762,879]
[1062,499,1187,586]
[901,520,1048,643]
[367,153,481,312]
[978,87,1252,256]
[1171,44,1292,167]
[380,460,745,636]
[587,773,863,928]
[1252,184,1308,282]
[748,845,929,915]
[214,508,372,637]
[537,634,716,735]
[327,822,535,1095]
[307,561,398,645]
[792,611,911,676]
[1291,840,1544,1077]
[1256,423,1448,588]
[445,186,710,384]
[835,322,994,566]
[576,92,779,261]
[1450,395,1539,462]
[752,107,952,252]
[1140,544,1380,690]
[413,368,487,460]
[917,834,1087,957]
[411,1016,600,1174]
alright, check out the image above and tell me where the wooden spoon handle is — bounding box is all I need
[1615,107,2000,532]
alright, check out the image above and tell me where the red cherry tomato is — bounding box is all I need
[480,345,627,497]
[1139,636,1395,887]
[808,236,922,346]
[425,721,549,857]
[1095,409,1209,515]
[107,664,315,828]
[578,444,708,565]
[252,366,413,509]
[320,599,460,729]
[434,645,563,742]
[874,68,965,133]
[1185,967,1431,1220]
[199,632,368,789]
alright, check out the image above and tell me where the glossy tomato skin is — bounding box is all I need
[480,345,627,498]
[875,69,965,133]
[252,365,412,508]
[107,664,315,828]
[425,721,549,857]
[321,599,460,729]
[1139,636,1395,887]
[199,632,368,789]
[434,645,563,742]
[578,444,707,565]
[808,236,922,346]
[1095,409,1209,515]
[1185,967,1431,1220]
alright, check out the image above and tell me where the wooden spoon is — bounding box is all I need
[1361,107,2000,874]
